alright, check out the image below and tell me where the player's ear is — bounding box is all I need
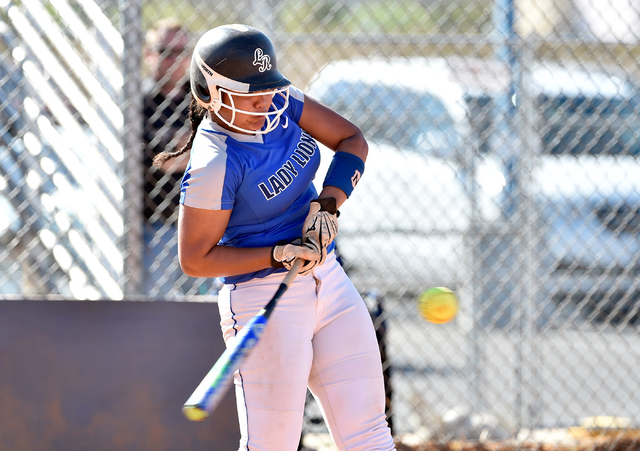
[191,67,211,103]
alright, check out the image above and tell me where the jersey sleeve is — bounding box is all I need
[179,131,238,211]
[287,85,305,123]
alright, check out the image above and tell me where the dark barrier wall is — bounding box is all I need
[0,300,239,451]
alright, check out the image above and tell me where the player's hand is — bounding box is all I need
[302,198,339,266]
[271,238,320,276]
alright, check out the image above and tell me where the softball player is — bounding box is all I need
[154,24,395,451]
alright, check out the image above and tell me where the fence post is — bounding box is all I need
[120,0,143,296]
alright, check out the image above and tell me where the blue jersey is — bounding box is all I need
[180,86,328,284]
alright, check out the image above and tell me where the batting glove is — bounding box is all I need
[271,238,320,276]
[302,198,339,266]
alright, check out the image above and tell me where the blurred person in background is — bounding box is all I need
[142,18,202,296]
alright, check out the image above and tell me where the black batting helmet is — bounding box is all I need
[190,24,291,134]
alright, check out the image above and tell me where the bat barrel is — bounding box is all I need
[182,314,268,421]
[183,404,212,421]
[181,260,303,421]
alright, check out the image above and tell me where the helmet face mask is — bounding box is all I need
[190,25,291,135]
[216,86,290,134]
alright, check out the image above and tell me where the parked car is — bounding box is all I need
[306,56,640,326]
[306,57,505,299]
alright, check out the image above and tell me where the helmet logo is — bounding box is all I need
[253,48,272,72]
[199,60,214,77]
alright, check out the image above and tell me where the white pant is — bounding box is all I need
[218,253,395,451]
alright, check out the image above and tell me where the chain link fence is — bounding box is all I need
[2,0,640,446]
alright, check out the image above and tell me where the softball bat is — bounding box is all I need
[182,258,304,421]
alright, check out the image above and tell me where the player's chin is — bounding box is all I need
[230,117,264,134]
[249,117,267,129]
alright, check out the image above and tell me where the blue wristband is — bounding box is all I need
[323,152,365,198]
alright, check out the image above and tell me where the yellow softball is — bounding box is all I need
[417,287,459,324]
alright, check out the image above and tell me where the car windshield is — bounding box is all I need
[465,93,640,156]
[317,81,461,158]
[538,94,640,155]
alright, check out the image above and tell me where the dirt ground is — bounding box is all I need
[396,436,640,451]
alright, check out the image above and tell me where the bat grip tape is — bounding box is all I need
[263,259,304,319]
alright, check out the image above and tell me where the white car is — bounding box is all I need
[307,58,506,298]
[307,57,640,326]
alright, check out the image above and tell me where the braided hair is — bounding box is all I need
[152,96,208,168]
